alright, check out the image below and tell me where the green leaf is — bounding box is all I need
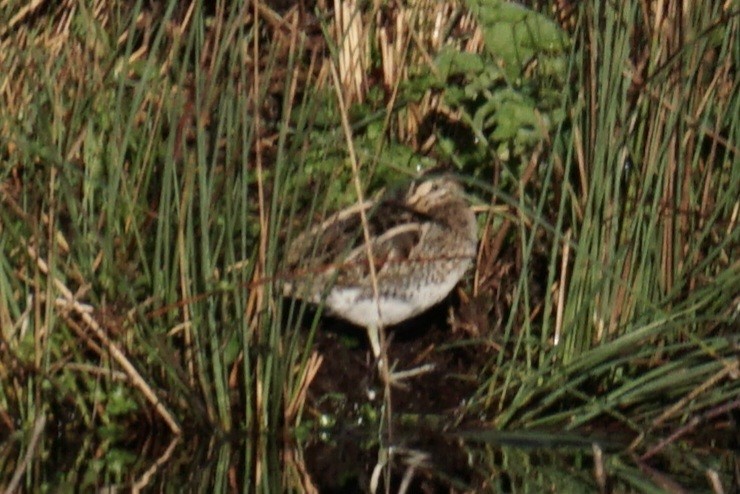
[464,0,569,79]
[106,384,139,416]
[435,47,486,79]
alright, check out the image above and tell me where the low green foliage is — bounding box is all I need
[434,0,569,171]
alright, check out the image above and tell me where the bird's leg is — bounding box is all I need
[366,324,435,388]
[366,324,382,359]
[386,362,436,388]
[367,324,392,382]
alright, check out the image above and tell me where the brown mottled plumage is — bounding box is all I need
[284,176,477,358]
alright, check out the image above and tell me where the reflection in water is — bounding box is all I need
[2,421,735,492]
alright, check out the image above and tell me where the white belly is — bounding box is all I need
[324,263,467,327]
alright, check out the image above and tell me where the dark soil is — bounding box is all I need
[303,295,498,492]
[307,298,492,415]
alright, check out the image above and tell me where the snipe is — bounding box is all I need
[283,175,478,377]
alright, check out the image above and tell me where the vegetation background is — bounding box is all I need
[0,0,737,491]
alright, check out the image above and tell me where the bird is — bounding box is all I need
[282,174,478,376]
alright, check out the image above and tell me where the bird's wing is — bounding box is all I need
[334,221,425,283]
[285,199,374,272]
[285,194,429,280]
